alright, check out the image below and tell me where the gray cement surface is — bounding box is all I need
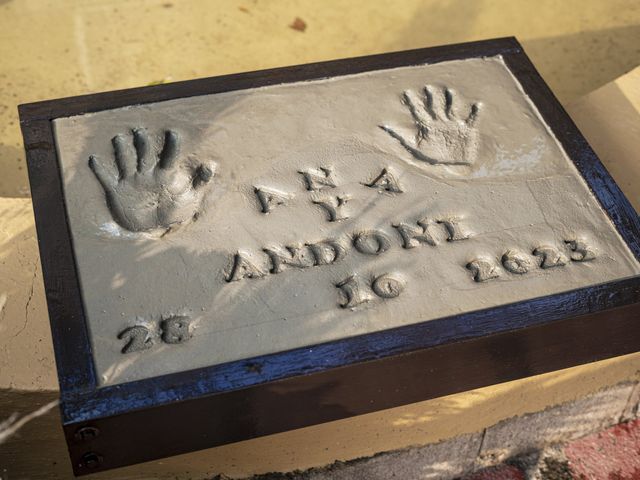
[53,56,640,386]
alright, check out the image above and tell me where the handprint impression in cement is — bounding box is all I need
[380,85,482,166]
[87,86,479,235]
[89,129,215,233]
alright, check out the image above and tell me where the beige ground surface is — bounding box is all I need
[1,1,639,479]
[1,0,640,197]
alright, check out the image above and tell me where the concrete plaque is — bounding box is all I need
[50,54,640,387]
[21,38,640,475]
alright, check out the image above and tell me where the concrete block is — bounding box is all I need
[286,433,483,480]
[621,381,640,421]
[478,383,635,465]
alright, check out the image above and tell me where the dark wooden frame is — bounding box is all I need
[19,37,640,476]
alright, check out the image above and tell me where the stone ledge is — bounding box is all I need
[232,381,639,480]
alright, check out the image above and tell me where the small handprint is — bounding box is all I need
[89,128,214,233]
[380,86,481,165]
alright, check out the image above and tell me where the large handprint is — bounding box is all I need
[380,86,481,165]
[89,128,214,233]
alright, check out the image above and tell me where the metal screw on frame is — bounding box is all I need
[79,452,103,469]
[74,426,100,442]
